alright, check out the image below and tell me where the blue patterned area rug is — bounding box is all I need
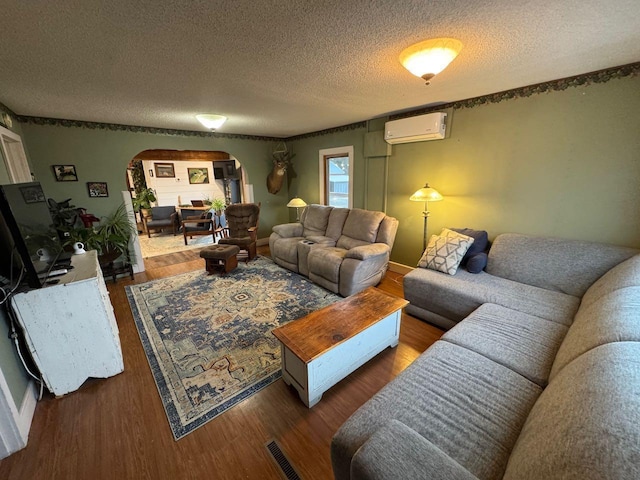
[126,256,340,440]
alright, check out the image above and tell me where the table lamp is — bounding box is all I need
[410,183,443,251]
[287,197,307,221]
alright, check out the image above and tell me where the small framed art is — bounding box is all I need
[87,182,109,198]
[52,165,78,182]
[154,163,175,178]
[188,168,210,184]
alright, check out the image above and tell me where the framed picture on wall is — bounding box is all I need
[87,182,109,197]
[154,163,175,178]
[52,164,78,182]
[188,168,210,184]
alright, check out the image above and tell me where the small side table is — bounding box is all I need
[100,260,134,283]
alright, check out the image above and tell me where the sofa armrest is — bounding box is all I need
[349,420,478,480]
[272,222,303,238]
[345,243,390,261]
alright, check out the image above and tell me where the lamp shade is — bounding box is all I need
[410,184,443,203]
[196,114,227,130]
[400,38,463,83]
[287,198,307,208]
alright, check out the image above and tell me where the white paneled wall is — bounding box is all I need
[142,160,226,207]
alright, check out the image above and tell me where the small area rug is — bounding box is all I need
[137,231,215,258]
[126,256,341,440]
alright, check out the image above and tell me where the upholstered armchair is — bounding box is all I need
[143,206,179,238]
[181,210,215,245]
[218,203,261,260]
[269,205,399,296]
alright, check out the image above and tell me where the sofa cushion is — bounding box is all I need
[466,252,488,273]
[331,341,542,480]
[403,267,580,326]
[486,233,638,297]
[271,236,303,265]
[308,247,347,284]
[549,286,640,381]
[302,204,333,237]
[504,342,640,480]
[325,207,350,241]
[337,209,385,247]
[349,420,477,480]
[451,227,489,264]
[442,303,568,387]
[418,231,474,274]
[579,253,640,310]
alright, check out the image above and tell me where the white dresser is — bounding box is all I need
[11,250,124,396]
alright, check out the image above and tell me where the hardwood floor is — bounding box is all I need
[0,246,444,479]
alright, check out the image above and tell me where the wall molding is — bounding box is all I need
[15,115,281,142]
[5,62,638,141]
[389,61,640,121]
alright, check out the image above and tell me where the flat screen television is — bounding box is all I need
[0,182,66,288]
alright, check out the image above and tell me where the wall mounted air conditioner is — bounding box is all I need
[384,112,447,144]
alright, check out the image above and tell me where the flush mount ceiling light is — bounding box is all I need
[196,114,227,131]
[399,38,463,85]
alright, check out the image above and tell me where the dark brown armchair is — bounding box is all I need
[218,203,261,260]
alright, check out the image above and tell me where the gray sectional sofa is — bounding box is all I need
[269,204,398,296]
[331,233,640,480]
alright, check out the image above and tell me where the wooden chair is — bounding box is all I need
[181,210,215,245]
[143,206,179,237]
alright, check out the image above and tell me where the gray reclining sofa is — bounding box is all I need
[332,233,640,480]
[269,204,398,296]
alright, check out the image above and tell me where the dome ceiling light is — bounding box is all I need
[196,114,227,131]
[399,38,463,85]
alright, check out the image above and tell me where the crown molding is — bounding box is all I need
[15,115,281,142]
[388,61,640,121]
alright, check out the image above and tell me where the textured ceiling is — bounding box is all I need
[0,1,639,138]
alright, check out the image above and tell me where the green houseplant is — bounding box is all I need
[61,204,136,265]
[210,198,226,215]
[132,187,156,216]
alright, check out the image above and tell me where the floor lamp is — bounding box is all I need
[287,197,307,221]
[410,183,443,251]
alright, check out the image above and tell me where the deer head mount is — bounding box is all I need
[267,143,295,195]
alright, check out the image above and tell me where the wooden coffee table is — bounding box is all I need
[272,287,408,407]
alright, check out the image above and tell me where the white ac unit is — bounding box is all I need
[384,112,447,144]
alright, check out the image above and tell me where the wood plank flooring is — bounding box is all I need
[0,246,443,479]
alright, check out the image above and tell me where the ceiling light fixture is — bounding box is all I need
[196,114,227,131]
[399,38,463,85]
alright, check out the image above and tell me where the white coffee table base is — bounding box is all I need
[279,309,401,408]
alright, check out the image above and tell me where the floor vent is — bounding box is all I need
[266,439,302,480]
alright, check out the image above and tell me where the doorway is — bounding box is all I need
[127,150,250,261]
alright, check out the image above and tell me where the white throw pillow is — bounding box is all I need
[418,231,474,275]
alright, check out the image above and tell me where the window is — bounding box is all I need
[319,146,353,208]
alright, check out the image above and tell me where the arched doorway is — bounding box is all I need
[126,149,250,260]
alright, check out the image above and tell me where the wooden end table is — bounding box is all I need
[272,287,408,407]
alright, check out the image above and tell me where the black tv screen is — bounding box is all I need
[0,182,64,288]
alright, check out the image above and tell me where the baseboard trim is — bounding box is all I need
[257,237,269,247]
[388,261,414,275]
[17,381,37,442]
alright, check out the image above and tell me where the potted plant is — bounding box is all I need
[132,187,156,217]
[210,198,226,215]
[92,204,137,265]
[62,204,136,265]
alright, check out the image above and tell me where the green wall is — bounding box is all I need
[18,125,289,237]
[288,75,640,266]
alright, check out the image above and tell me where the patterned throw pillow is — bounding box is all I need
[418,231,475,275]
